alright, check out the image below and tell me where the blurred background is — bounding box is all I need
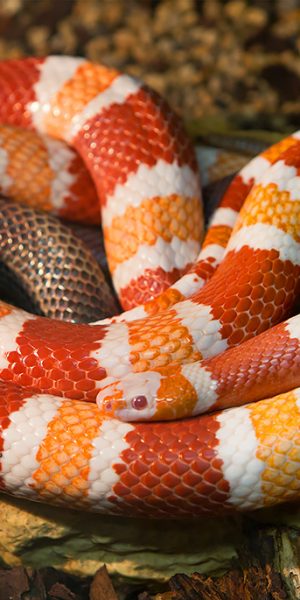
[0,0,299,135]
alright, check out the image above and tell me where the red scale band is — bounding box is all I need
[0,318,108,401]
[109,415,230,518]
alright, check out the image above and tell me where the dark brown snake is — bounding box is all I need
[0,198,118,322]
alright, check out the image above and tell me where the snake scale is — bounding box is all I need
[0,56,299,518]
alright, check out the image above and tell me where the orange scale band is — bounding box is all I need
[261,136,299,163]
[104,194,202,273]
[0,126,53,212]
[128,310,202,372]
[143,288,185,317]
[43,62,119,139]
[237,183,300,242]
[31,400,104,505]
[202,224,233,249]
[249,391,300,506]
[0,302,13,318]
[153,365,198,420]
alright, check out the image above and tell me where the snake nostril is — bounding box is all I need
[131,395,148,410]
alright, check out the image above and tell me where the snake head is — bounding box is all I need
[96,365,197,421]
[96,371,161,421]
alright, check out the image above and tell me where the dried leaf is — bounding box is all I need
[89,565,118,600]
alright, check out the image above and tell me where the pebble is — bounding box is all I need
[0,0,298,131]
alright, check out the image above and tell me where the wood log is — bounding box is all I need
[139,518,300,599]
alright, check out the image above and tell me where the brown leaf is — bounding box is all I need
[48,581,79,600]
[0,567,30,600]
[89,565,118,600]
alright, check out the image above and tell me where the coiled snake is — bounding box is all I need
[0,56,299,518]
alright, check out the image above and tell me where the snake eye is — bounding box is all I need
[131,395,148,410]
[103,400,113,412]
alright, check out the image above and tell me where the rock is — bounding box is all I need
[244,7,268,28]
[0,493,240,581]
[25,25,50,55]
[224,1,246,22]
[1,493,300,585]
[85,37,111,63]
[55,20,77,54]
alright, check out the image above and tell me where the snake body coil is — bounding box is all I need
[0,198,118,321]
[0,56,299,517]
